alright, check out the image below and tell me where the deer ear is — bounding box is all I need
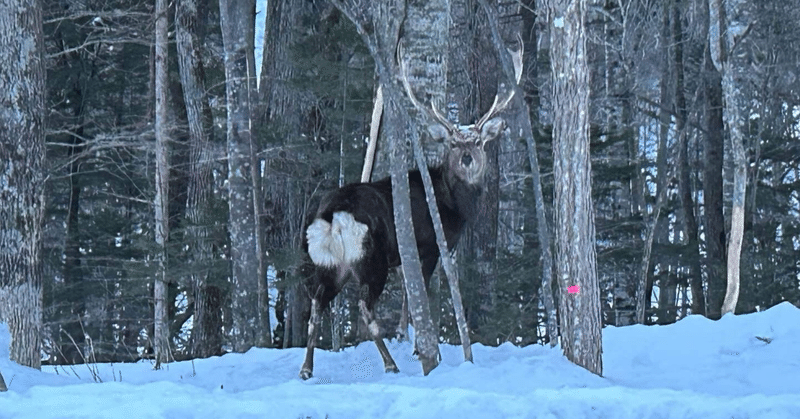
[480,117,505,144]
[427,123,450,143]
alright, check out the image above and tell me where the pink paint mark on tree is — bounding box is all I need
[568,285,580,294]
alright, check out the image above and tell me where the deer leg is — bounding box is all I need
[358,299,399,373]
[299,297,322,380]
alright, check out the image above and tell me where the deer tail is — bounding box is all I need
[306,211,368,268]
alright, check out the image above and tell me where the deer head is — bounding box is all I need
[399,37,523,185]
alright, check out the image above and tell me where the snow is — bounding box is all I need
[2,303,800,418]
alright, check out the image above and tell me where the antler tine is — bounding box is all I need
[476,34,524,131]
[398,43,456,134]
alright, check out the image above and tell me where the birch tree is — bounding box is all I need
[0,0,46,370]
[544,0,603,375]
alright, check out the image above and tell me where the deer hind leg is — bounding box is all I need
[358,299,399,373]
[299,296,323,380]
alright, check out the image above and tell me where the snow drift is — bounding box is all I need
[1,302,799,418]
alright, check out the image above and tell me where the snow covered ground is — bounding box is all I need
[1,302,799,419]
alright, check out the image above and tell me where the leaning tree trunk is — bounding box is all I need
[0,0,46,370]
[404,0,474,363]
[220,0,265,352]
[515,0,558,343]
[544,0,603,376]
[176,0,222,358]
[333,0,442,375]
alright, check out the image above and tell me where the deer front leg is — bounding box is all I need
[299,298,322,380]
[359,299,399,374]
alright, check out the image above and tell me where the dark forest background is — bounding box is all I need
[35,0,800,365]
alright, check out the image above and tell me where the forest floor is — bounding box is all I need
[1,302,799,419]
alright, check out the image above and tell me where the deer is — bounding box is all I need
[298,41,523,380]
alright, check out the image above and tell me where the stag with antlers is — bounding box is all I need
[298,40,523,380]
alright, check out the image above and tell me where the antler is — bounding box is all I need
[475,34,524,131]
[398,43,458,134]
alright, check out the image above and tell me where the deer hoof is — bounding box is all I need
[385,365,400,374]
[299,369,313,380]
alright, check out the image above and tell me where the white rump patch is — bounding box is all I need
[306,211,368,268]
[368,321,381,338]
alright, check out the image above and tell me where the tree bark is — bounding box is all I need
[333,0,441,375]
[673,0,706,317]
[176,0,223,358]
[220,0,264,351]
[711,0,748,316]
[519,0,558,343]
[545,0,603,376]
[405,0,473,362]
[654,2,674,325]
[702,0,727,320]
[153,0,172,369]
[0,0,46,370]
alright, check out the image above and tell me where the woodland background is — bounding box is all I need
[2,0,799,369]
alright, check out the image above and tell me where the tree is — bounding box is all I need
[333,0,442,375]
[711,0,751,316]
[176,0,223,358]
[0,0,46,370]
[258,0,318,349]
[701,0,727,320]
[219,0,269,351]
[673,0,706,317]
[152,0,171,368]
[544,0,603,375]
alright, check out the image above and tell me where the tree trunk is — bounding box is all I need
[405,0,473,362]
[517,0,557,342]
[545,0,603,376]
[0,370,6,391]
[60,88,86,365]
[220,0,264,352]
[711,0,748,316]
[333,0,441,375]
[0,0,46,370]
[702,0,727,320]
[388,94,441,374]
[153,0,172,369]
[673,0,706,317]
[176,0,222,358]
[259,0,319,350]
